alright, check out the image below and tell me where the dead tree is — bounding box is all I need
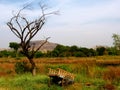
[7,2,57,76]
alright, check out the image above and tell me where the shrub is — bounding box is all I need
[35,52,44,58]
[74,51,86,57]
[15,61,31,74]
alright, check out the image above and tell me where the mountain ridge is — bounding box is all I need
[30,40,58,52]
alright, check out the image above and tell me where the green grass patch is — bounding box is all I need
[0,73,51,90]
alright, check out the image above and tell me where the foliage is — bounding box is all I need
[112,33,120,50]
[0,50,10,57]
[106,47,118,55]
[96,46,106,56]
[50,45,115,57]
[50,45,97,57]
[9,42,20,51]
[0,44,120,58]
[15,61,31,74]
[35,51,44,58]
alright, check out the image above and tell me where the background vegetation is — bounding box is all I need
[0,44,119,58]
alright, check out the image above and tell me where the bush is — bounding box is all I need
[74,51,86,57]
[35,51,44,58]
[15,61,31,74]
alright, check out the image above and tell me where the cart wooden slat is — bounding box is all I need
[48,68,75,86]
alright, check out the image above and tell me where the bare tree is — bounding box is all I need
[7,2,57,76]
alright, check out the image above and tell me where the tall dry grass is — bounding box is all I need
[103,66,120,84]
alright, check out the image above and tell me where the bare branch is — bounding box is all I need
[34,37,50,54]
[7,22,22,39]
[17,4,31,17]
[15,17,23,32]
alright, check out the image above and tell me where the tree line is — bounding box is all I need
[0,42,120,58]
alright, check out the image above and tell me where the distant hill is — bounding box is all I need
[30,40,58,52]
[0,40,58,52]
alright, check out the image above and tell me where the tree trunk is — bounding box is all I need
[32,66,36,76]
[29,58,36,76]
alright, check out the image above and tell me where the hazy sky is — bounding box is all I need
[0,0,120,48]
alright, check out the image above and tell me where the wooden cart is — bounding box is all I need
[48,68,75,86]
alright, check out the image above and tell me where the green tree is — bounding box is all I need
[112,34,120,50]
[69,45,79,56]
[88,48,97,56]
[106,47,118,55]
[0,50,10,57]
[96,46,106,56]
[35,51,44,58]
[52,45,67,57]
[9,42,20,51]
[70,45,79,52]
[9,42,20,57]
[79,47,90,57]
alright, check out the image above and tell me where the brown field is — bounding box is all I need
[0,56,120,76]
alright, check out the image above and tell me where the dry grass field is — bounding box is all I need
[0,56,120,90]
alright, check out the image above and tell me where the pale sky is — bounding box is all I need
[0,0,120,48]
